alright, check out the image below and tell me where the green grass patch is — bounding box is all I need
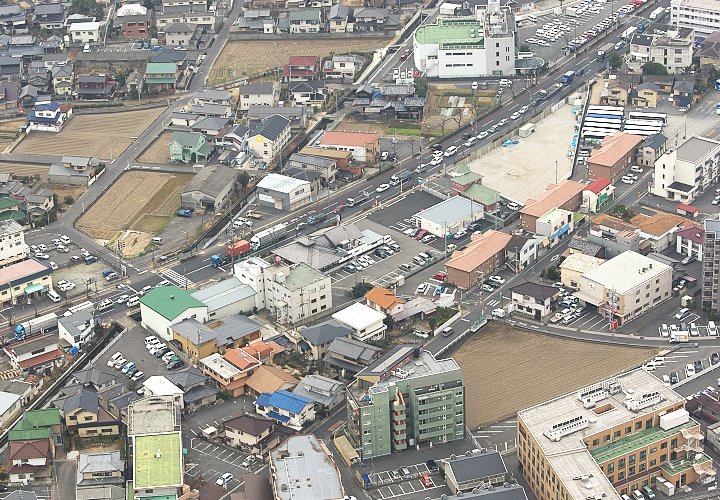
[388,127,422,136]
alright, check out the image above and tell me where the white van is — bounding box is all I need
[83,43,90,53]
[47,290,61,303]
[653,356,665,366]
[126,296,140,307]
[151,237,162,244]
[709,321,718,336]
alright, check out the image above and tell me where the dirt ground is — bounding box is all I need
[14,108,164,160]
[452,323,657,429]
[334,119,389,135]
[466,102,577,203]
[77,171,192,256]
[137,130,173,164]
[0,119,24,151]
[423,85,496,137]
[210,38,389,83]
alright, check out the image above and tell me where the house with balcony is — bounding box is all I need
[26,101,72,133]
[508,280,559,319]
[6,438,52,484]
[32,3,66,30]
[352,7,400,32]
[255,389,315,430]
[74,74,114,100]
[328,4,350,32]
[144,62,178,91]
[651,136,720,203]
[247,114,291,163]
[223,411,282,453]
[168,131,214,163]
[283,55,319,83]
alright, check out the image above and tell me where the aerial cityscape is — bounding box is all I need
[0,0,718,498]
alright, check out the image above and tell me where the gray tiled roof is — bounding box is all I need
[252,114,290,141]
[300,319,353,346]
[447,449,507,483]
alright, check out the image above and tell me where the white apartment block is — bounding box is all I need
[652,136,720,203]
[671,0,720,39]
[0,220,27,267]
[262,261,332,324]
[628,27,694,74]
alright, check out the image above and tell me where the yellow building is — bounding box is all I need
[53,387,120,438]
[517,369,715,499]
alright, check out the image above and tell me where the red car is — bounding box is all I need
[433,271,447,281]
[415,229,428,240]
[331,204,345,214]
[421,473,433,488]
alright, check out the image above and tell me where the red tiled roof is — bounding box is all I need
[282,68,316,77]
[446,230,512,273]
[587,132,643,167]
[18,349,63,369]
[288,55,318,66]
[675,225,705,244]
[520,180,585,218]
[8,439,49,461]
[676,203,698,213]
[224,349,261,371]
[241,341,273,360]
[0,259,49,288]
[584,177,611,194]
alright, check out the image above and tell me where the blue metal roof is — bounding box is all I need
[268,410,290,422]
[256,390,313,414]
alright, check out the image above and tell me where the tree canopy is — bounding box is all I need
[642,62,669,76]
[71,0,104,21]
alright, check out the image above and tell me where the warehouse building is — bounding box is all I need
[179,165,237,211]
[413,196,483,237]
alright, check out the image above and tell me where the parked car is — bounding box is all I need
[421,473,433,487]
[426,459,439,472]
[441,327,454,337]
[433,271,447,281]
[216,472,233,486]
[167,359,184,370]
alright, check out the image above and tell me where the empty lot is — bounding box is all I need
[452,323,657,428]
[210,38,389,83]
[77,171,192,253]
[138,130,173,164]
[14,108,163,160]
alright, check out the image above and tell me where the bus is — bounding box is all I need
[560,71,576,85]
[620,127,658,136]
[581,128,619,139]
[623,119,663,130]
[627,111,667,125]
[583,118,622,129]
[586,110,625,118]
[585,113,624,120]
[621,26,638,40]
[587,106,625,115]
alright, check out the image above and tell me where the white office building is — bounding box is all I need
[671,0,720,39]
[412,0,515,78]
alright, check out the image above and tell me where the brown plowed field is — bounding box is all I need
[14,108,163,160]
[452,322,657,428]
[77,171,192,249]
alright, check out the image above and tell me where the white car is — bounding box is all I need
[107,352,123,368]
[430,156,443,166]
[488,275,506,285]
[712,197,720,206]
[444,146,458,157]
[621,176,634,184]
[34,253,49,260]
[630,165,643,173]
[471,81,479,90]
[476,131,488,140]
[518,105,529,114]
[463,137,476,147]
[403,228,416,236]
[48,261,58,270]
[115,294,130,304]
[510,112,520,120]
[416,283,429,294]
[59,282,76,292]
[216,472,233,486]
[376,184,390,193]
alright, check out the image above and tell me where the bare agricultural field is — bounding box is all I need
[14,108,164,160]
[138,130,173,164]
[453,323,657,429]
[77,171,192,255]
[210,38,390,83]
[0,163,49,183]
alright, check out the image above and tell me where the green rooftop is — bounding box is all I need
[145,62,177,75]
[415,17,485,49]
[0,210,26,222]
[660,454,711,476]
[453,172,482,186]
[15,408,61,429]
[0,197,19,209]
[9,428,51,441]
[133,433,183,489]
[464,184,500,206]
[590,420,698,464]
[139,285,206,321]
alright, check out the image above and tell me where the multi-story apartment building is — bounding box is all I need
[262,261,332,324]
[702,215,720,313]
[576,250,672,326]
[346,345,465,460]
[518,369,715,500]
[671,0,720,39]
[0,220,27,267]
[628,27,694,74]
[652,136,720,203]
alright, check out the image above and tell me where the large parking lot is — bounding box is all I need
[367,460,444,500]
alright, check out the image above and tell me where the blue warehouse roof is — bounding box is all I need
[256,390,313,414]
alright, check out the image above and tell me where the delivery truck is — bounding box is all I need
[250,223,288,250]
[226,240,251,258]
[597,43,614,61]
[346,191,370,207]
[669,331,690,343]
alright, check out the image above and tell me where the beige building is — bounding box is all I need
[628,27,694,74]
[262,261,332,325]
[576,250,672,326]
[559,253,605,289]
[0,220,27,267]
[518,369,715,500]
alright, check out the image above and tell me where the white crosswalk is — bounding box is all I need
[162,268,194,288]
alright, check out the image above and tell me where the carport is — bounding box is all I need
[334,434,359,466]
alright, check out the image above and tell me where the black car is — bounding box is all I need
[125,366,139,378]
[167,360,184,370]
[426,459,439,473]
[467,222,482,232]
[154,347,171,358]
[669,371,679,384]
[711,352,720,365]
[375,249,388,258]
[694,360,704,373]
[461,132,472,140]
[431,144,443,152]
